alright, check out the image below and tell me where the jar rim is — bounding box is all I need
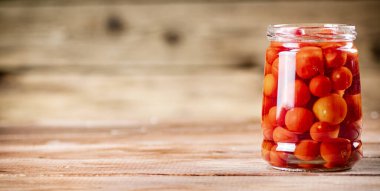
[267,23,357,42]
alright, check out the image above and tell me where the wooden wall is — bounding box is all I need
[0,0,380,125]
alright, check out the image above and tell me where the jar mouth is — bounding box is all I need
[267,23,357,42]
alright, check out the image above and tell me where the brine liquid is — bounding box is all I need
[261,41,362,171]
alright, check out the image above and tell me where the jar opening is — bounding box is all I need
[267,24,356,42]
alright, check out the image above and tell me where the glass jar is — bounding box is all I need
[261,24,362,171]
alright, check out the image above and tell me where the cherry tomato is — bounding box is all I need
[344,94,362,122]
[270,145,289,167]
[285,108,314,133]
[262,96,276,115]
[271,58,279,78]
[324,48,347,68]
[320,138,351,165]
[296,46,324,79]
[339,122,361,141]
[310,122,340,141]
[345,75,361,95]
[264,62,272,75]
[294,140,320,161]
[261,140,275,162]
[273,127,299,143]
[263,74,278,97]
[330,66,353,90]
[266,47,280,65]
[313,94,347,125]
[294,80,311,107]
[262,116,275,140]
[345,51,359,76]
[268,106,287,127]
[309,75,331,97]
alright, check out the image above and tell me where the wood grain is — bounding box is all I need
[1,0,380,124]
[0,119,379,190]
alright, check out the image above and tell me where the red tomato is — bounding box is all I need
[294,140,320,161]
[294,80,311,107]
[262,96,276,115]
[344,94,362,122]
[261,140,275,162]
[285,108,314,133]
[271,58,279,78]
[273,127,299,143]
[313,94,347,125]
[263,74,278,97]
[310,122,340,141]
[268,106,287,127]
[270,145,289,167]
[323,48,347,68]
[330,67,353,90]
[309,75,332,97]
[320,138,351,165]
[345,75,361,95]
[296,47,324,79]
[345,51,360,76]
[339,122,361,141]
[262,116,275,140]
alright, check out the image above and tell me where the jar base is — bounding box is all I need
[270,165,351,172]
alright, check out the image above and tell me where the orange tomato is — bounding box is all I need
[273,127,299,143]
[339,122,361,141]
[344,94,362,122]
[263,74,278,97]
[285,108,314,133]
[264,62,272,75]
[268,106,287,127]
[270,145,289,167]
[313,94,347,125]
[266,47,280,65]
[309,75,332,97]
[310,122,340,141]
[330,66,353,90]
[294,80,311,107]
[262,96,276,115]
[271,58,279,78]
[320,138,351,164]
[296,47,324,79]
[261,140,275,162]
[294,140,320,161]
[323,48,347,68]
[262,116,275,140]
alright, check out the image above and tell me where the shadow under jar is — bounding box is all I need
[261,24,362,172]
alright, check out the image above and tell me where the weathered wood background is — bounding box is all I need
[0,0,380,125]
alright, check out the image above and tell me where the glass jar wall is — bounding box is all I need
[261,24,362,171]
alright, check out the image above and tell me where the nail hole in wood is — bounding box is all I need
[234,56,257,70]
[163,30,181,46]
[106,15,125,34]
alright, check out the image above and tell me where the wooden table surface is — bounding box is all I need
[0,119,379,190]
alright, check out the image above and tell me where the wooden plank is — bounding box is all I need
[0,1,379,68]
[0,120,379,177]
[1,0,380,124]
[1,67,380,125]
[0,176,379,191]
